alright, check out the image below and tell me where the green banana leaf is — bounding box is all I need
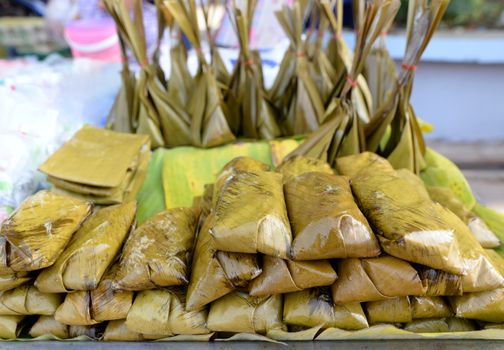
[162,142,274,208]
[136,149,167,224]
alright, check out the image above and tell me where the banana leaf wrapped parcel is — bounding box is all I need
[336,152,465,274]
[249,256,337,296]
[0,285,63,316]
[284,171,380,260]
[283,288,368,330]
[35,202,137,293]
[450,251,504,323]
[114,208,197,290]
[207,292,284,334]
[331,257,425,305]
[0,272,31,293]
[103,320,143,341]
[410,296,452,319]
[210,170,292,259]
[54,265,133,325]
[186,214,233,311]
[0,191,91,273]
[276,156,333,183]
[0,315,23,339]
[29,316,69,339]
[213,157,270,205]
[366,297,412,324]
[125,289,209,337]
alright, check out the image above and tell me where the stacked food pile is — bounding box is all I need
[39,126,151,205]
[0,152,503,340]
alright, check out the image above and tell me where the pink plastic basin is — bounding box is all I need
[64,18,121,62]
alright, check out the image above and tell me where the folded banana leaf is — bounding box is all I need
[29,316,69,339]
[114,208,197,290]
[0,285,63,316]
[207,292,284,334]
[331,257,425,305]
[104,320,143,341]
[416,267,463,296]
[276,155,333,183]
[0,273,31,292]
[269,1,325,135]
[54,265,133,325]
[0,315,23,339]
[336,152,465,274]
[249,256,337,296]
[451,288,504,323]
[210,170,292,259]
[40,126,149,188]
[284,171,380,260]
[411,296,452,319]
[35,202,136,293]
[164,0,235,148]
[365,0,449,174]
[283,288,368,330]
[404,318,449,333]
[51,143,151,205]
[186,214,234,311]
[0,190,91,273]
[366,297,412,324]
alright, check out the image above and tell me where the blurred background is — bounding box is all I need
[1,0,503,216]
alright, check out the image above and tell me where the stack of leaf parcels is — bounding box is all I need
[1,150,504,340]
[39,126,151,205]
